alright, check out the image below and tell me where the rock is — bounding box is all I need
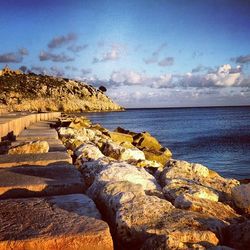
[143,147,172,165]
[87,162,161,199]
[69,117,91,129]
[232,183,250,214]
[106,131,133,144]
[224,219,250,250]
[0,194,113,250]
[116,195,219,249]
[7,140,49,154]
[163,178,219,203]
[77,158,111,188]
[133,131,162,150]
[159,160,239,203]
[102,141,145,161]
[75,143,105,160]
[114,126,136,136]
[174,193,240,221]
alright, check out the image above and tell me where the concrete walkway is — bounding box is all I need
[0,117,113,249]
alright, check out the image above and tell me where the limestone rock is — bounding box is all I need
[69,117,91,129]
[114,126,137,136]
[0,194,113,250]
[87,162,161,199]
[77,158,111,188]
[143,147,172,165]
[174,193,240,221]
[163,178,219,202]
[75,143,104,160]
[133,131,162,150]
[159,160,240,203]
[116,195,219,249]
[102,141,145,161]
[107,131,133,143]
[8,140,49,154]
[232,183,250,214]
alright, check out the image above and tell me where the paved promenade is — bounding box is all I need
[0,114,113,250]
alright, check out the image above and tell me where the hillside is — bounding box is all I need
[0,70,123,112]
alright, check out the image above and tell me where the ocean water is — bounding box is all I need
[84,106,250,179]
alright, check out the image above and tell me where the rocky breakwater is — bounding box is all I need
[0,70,123,112]
[57,116,250,250]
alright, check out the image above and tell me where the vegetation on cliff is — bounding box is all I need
[0,68,123,112]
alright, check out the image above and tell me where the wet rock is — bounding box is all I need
[232,183,250,214]
[133,131,163,150]
[143,147,172,165]
[102,141,145,161]
[8,140,49,154]
[159,160,239,203]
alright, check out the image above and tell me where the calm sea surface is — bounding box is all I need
[84,106,250,179]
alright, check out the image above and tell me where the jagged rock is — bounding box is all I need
[102,141,145,161]
[232,183,250,214]
[133,131,163,150]
[142,147,172,165]
[159,160,239,203]
[75,143,104,160]
[8,140,49,154]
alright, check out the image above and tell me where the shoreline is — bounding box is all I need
[55,115,250,249]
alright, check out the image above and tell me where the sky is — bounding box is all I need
[0,0,250,108]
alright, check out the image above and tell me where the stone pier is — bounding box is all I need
[0,115,114,250]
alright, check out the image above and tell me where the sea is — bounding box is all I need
[84,106,250,180]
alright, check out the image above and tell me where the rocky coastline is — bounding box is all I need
[0,69,123,112]
[51,115,250,249]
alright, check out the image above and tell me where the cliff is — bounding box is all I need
[0,71,123,112]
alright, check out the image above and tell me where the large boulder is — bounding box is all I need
[8,141,49,154]
[102,141,145,161]
[143,147,172,165]
[116,195,219,249]
[232,183,250,214]
[133,131,162,150]
[87,161,161,199]
[159,160,239,203]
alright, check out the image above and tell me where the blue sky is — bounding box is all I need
[0,0,250,107]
